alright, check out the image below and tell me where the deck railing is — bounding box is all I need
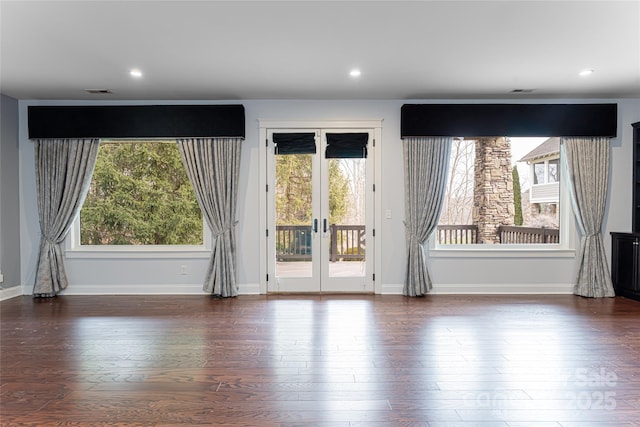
[436,225,478,244]
[498,225,559,244]
[329,225,365,261]
[436,224,559,244]
[275,225,313,261]
[276,225,365,261]
[276,224,559,258]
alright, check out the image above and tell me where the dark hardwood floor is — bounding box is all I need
[1,294,640,426]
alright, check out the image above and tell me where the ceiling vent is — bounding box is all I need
[85,89,113,94]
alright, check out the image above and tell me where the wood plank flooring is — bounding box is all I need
[1,294,640,426]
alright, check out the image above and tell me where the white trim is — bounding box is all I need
[381,283,404,294]
[0,286,23,301]
[431,145,576,255]
[58,284,205,295]
[34,283,262,296]
[258,119,383,130]
[373,125,382,295]
[259,125,268,294]
[65,138,213,256]
[378,282,573,295]
[11,282,573,297]
[429,247,576,258]
[64,248,211,259]
[65,218,213,257]
[431,282,573,294]
[239,283,261,295]
[258,119,383,295]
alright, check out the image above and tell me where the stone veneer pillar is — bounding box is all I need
[473,137,514,244]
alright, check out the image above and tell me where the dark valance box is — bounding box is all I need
[28,104,245,139]
[401,103,617,138]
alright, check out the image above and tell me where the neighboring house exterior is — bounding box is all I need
[518,137,560,227]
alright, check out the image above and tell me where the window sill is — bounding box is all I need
[429,246,576,258]
[65,246,211,259]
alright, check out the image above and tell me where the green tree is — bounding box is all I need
[275,155,350,225]
[80,141,203,245]
[275,154,313,225]
[512,166,523,226]
[328,160,350,224]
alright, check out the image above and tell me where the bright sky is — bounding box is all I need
[510,137,549,166]
[510,137,550,191]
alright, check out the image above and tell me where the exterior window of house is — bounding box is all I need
[436,136,562,246]
[533,159,559,184]
[77,140,204,246]
[534,162,546,184]
[548,159,559,183]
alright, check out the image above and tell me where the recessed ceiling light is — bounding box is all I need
[579,69,594,77]
[349,69,361,77]
[130,69,143,78]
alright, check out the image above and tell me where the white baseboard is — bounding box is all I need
[381,282,573,295]
[26,282,264,296]
[431,282,574,294]
[239,283,261,294]
[10,282,573,297]
[0,286,23,301]
[381,283,404,294]
[58,283,205,295]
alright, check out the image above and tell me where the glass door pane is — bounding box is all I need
[266,127,373,294]
[327,158,366,278]
[275,153,313,278]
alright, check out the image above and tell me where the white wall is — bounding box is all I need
[1,94,21,296]
[17,99,640,295]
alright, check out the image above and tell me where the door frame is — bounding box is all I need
[259,119,383,294]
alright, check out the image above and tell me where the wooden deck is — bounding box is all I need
[2,294,640,426]
[277,261,366,278]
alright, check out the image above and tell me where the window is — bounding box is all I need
[533,159,559,184]
[78,140,204,247]
[534,162,546,184]
[436,137,563,246]
[548,159,559,183]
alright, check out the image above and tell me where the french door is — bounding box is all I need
[266,128,374,293]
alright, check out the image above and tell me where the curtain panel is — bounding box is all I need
[402,137,452,296]
[561,137,615,298]
[177,138,242,297]
[33,138,100,297]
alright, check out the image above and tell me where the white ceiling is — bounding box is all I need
[1,0,639,101]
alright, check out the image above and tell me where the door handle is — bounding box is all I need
[313,219,318,233]
[323,218,328,233]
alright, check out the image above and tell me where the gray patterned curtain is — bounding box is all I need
[177,138,242,297]
[33,138,100,297]
[403,136,452,296]
[561,137,615,298]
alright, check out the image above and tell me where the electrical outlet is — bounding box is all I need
[385,209,392,219]
[180,265,188,275]
[0,271,4,283]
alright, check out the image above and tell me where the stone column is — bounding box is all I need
[473,137,514,244]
